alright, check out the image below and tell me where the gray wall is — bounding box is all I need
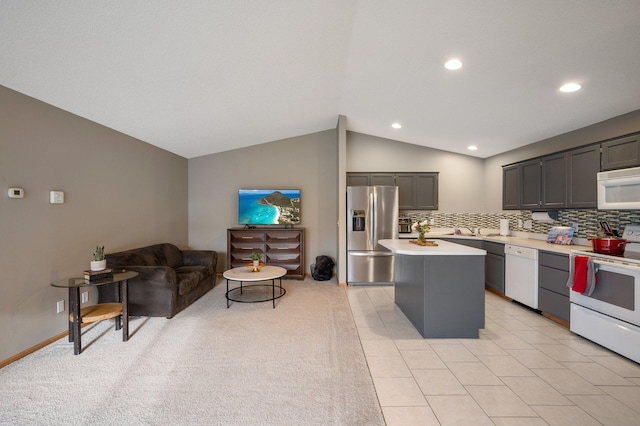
[0,86,188,361]
[483,109,640,212]
[188,129,339,273]
[347,132,486,212]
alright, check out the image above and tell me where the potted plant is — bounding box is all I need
[414,221,430,243]
[90,245,107,271]
[250,252,262,271]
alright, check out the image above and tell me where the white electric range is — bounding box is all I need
[570,224,640,364]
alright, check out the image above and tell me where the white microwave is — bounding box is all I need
[597,166,640,210]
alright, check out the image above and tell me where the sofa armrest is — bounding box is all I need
[182,250,218,269]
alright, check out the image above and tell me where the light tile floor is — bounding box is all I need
[346,286,640,426]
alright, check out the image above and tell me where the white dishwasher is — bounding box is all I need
[505,244,539,309]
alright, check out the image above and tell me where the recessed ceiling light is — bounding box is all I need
[467,145,478,151]
[559,82,581,93]
[391,123,402,129]
[444,59,462,70]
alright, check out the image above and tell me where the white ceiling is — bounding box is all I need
[2,1,640,159]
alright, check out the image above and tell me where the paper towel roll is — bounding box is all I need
[531,211,557,222]
[500,218,510,236]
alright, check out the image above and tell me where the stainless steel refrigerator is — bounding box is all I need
[347,186,399,284]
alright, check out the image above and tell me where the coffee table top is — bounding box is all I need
[223,265,287,282]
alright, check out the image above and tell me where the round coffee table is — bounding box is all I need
[223,265,287,308]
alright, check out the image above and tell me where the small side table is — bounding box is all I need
[51,270,138,355]
[223,265,287,308]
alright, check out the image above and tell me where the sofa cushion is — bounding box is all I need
[176,265,209,295]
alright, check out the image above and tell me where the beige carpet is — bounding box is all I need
[0,278,384,425]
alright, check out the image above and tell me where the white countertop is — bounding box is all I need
[398,232,591,255]
[379,239,486,256]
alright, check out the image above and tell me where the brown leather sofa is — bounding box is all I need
[97,243,218,318]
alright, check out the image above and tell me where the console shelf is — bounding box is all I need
[227,228,305,279]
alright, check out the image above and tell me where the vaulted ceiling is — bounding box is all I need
[2,1,640,159]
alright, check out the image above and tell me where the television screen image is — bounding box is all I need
[238,189,301,225]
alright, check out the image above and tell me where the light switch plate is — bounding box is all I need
[50,190,64,204]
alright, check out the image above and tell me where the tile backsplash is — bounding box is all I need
[400,210,640,239]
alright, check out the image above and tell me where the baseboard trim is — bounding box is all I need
[0,330,69,369]
[485,286,510,300]
[541,311,570,328]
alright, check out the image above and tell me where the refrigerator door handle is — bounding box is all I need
[349,251,394,257]
[369,192,376,246]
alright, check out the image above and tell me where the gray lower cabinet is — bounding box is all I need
[538,251,570,322]
[484,241,505,293]
[394,253,485,338]
[442,238,483,249]
[601,134,640,171]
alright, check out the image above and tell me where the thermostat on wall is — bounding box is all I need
[8,188,24,198]
[50,190,64,204]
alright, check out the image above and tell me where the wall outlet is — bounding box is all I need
[517,219,523,228]
[523,220,533,229]
[81,291,89,304]
[429,218,435,225]
[56,300,65,313]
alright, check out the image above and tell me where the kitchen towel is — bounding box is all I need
[566,255,599,295]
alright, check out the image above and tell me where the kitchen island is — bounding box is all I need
[379,239,486,338]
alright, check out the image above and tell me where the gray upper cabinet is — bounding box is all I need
[346,173,370,187]
[566,145,599,208]
[410,173,438,210]
[521,159,541,209]
[395,174,415,209]
[396,173,438,210]
[370,173,395,186]
[503,160,540,210]
[504,144,599,210]
[541,153,566,208]
[347,172,438,210]
[502,165,520,209]
[601,135,640,171]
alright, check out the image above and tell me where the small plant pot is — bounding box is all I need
[90,260,107,271]
[252,260,260,272]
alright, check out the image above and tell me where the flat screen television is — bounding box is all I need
[238,189,301,225]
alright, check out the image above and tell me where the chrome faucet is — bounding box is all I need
[455,226,476,235]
